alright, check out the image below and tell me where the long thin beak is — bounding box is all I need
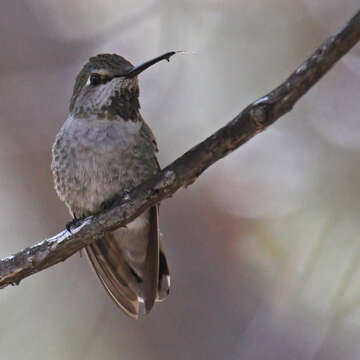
[124,51,178,78]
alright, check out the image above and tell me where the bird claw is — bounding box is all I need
[66,218,80,233]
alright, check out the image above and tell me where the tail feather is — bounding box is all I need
[86,235,140,318]
[157,246,170,301]
[85,206,170,319]
[142,206,159,312]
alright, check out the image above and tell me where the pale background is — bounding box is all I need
[0,1,360,359]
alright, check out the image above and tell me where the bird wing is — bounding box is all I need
[85,206,160,318]
[85,232,140,318]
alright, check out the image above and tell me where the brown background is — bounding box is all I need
[1,1,360,359]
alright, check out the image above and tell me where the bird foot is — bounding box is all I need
[66,217,82,233]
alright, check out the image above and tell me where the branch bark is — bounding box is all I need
[1,10,360,288]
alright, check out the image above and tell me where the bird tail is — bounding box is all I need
[85,206,170,319]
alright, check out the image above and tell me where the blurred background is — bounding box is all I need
[0,1,359,359]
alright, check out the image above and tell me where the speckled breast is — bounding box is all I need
[51,115,158,218]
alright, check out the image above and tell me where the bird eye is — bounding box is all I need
[90,73,102,86]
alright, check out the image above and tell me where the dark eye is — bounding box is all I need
[90,73,102,86]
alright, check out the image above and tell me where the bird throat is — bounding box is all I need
[102,86,140,121]
[74,78,140,122]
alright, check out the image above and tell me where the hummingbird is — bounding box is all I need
[51,52,176,319]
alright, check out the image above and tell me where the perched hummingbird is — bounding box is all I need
[51,52,176,319]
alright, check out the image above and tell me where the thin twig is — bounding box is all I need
[0,10,359,288]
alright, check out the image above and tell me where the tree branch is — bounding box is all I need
[1,10,360,288]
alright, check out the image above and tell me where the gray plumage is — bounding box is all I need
[51,54,170,318]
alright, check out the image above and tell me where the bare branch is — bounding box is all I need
[1,10,359,288]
